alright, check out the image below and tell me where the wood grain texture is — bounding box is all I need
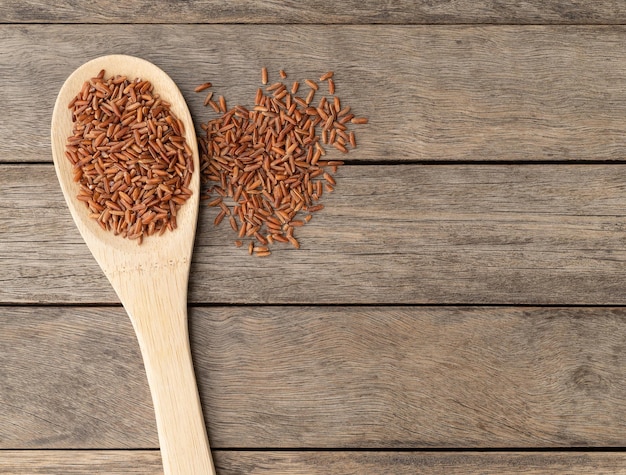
[4,164,626,305]
[0,451,162,474]
[7,6,626,473]
[2,306,626,449]
[215,451,626,475]
[2,450,626,475]
[2,1,626,24]
[4,25,626,163]
[0,306,157,448]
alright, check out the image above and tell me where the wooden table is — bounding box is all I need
[3,2,626,473]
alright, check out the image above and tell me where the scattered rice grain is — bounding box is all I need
[198,68,367,254]
[195,82,212,92]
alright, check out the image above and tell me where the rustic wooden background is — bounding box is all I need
[2,2,626,473]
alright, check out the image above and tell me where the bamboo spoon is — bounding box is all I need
[50,55,215,475]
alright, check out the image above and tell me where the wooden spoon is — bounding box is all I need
[50,55,215,475]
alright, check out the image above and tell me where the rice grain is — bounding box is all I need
[195,82,212,92]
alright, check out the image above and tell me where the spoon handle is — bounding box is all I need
[130,297,215,475]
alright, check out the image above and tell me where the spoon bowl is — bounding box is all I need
[51,55,215,475]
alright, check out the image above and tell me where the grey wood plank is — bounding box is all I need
[4,25,626,163]
[214,451,626,475]
[3,164,626,305]
[2,450,626,475]
[1,1,625,25]
[0,450,162,474]
[0,307,157,448]
[2,306,626,448]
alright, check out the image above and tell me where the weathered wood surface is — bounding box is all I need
[4,25,626,164]
[2,306,625,449]
[5,6,626,472]
[0,306,156,448]
[2,1,626,24]
[2,450,626,475]
[3,164,626,305]
[0,451,162,474]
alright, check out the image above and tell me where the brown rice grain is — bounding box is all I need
[305,89,315,105]
[255,232,268,245]
[333,96,341,113]
[333,142,348,153]
[215,209,226,225]
[288,236,300,249]
[338,105,351,116]
[323,172,336,185]
[195,82,212,92]
[305,79,318,91]
[266,82,283,92]
[229,215,238,232]
[208,100,220,113]
[339,113,354,124]
[203,91,214,106]
[319,71,334,81]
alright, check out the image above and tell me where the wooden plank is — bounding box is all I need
[2,306,626,448]
[0,307,157,448]
[2,450,626,475]
[0,451,162,474]
[2,1,626,25]
[217,451,626,474]
[4,164,626,305]
[4,25,626,163]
